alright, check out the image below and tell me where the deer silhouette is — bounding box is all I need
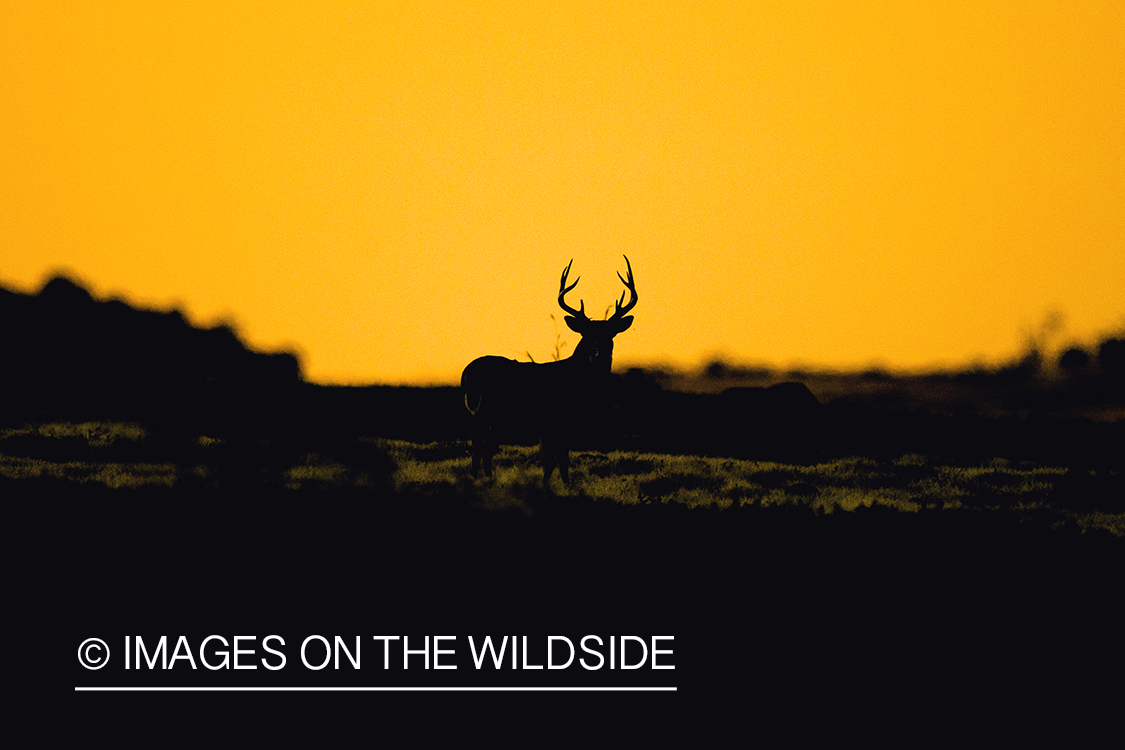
[461,256,638,490]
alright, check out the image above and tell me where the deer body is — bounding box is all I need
[462,257,637,489]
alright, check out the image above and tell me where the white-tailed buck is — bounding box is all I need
[461,256,638,489]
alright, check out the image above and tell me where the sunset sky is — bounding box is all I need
[3,2,1122,385]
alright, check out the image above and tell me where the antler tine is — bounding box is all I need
[612,254,638,319]
[558,259,588,319]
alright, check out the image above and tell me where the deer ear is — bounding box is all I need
[564,316,586,334]
[610,316,633,333]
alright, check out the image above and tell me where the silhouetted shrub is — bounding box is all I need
[39,275,94,308]
[1058,347,1090,373]
[1097,337,1125,379]
[704,359,733,379]
[0,275,302,415]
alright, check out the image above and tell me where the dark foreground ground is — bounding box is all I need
[59,472,1120,736]
[6,277,1116,733]
[29,376,1117,734]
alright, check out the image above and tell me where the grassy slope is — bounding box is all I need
[11,421,1121,536]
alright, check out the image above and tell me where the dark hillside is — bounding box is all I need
[1,276,299,423]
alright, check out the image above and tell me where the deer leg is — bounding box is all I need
[557,445,570,485]
[469,420,494,478]
[469,437,481,478]
[468,418,482,477]
[482,429,495,478]
[540,438,557,490]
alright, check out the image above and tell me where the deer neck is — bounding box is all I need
[566,336,613,374]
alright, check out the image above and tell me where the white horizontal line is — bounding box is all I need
[76,686,677,692]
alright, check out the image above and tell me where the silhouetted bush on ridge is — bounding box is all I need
[1,275,300,420]
[1099,337,1125,380]
[1058,346,1091,373]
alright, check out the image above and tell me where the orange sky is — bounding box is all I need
[3,2,1122,384]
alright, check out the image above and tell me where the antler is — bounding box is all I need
[610,255,638,320]
[558,259,588,320]
[559,256,637,321]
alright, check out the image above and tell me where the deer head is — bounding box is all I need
[557,255,638,372]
